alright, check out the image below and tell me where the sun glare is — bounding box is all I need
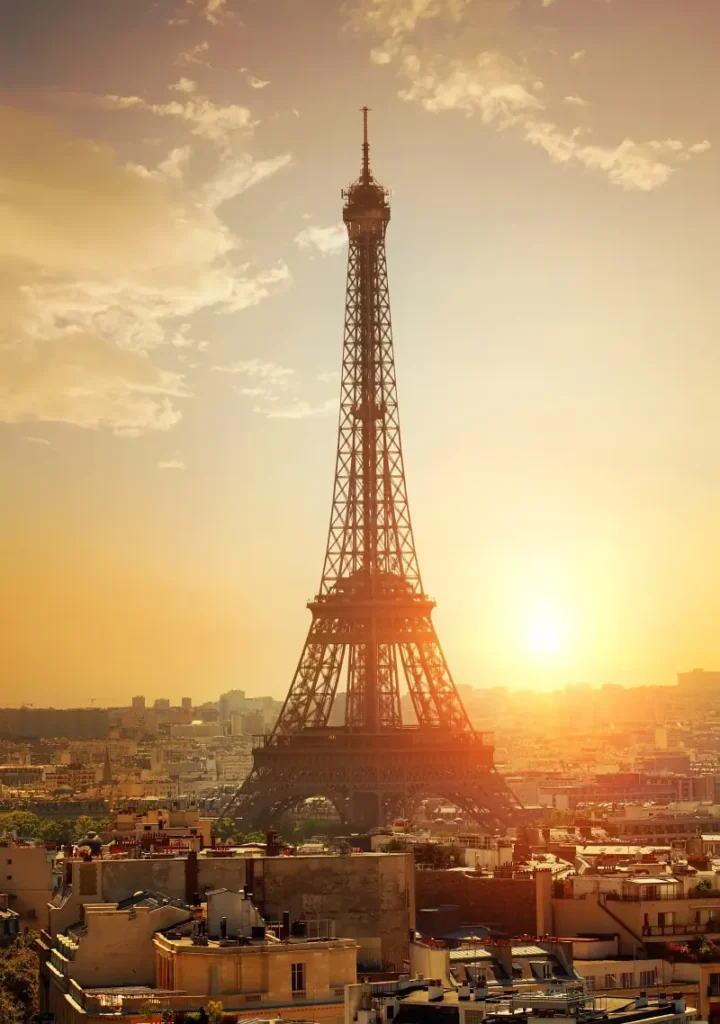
[524,608,567,658]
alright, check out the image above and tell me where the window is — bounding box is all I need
[658,912,675,927]
[6,876,11,882]
[621,973,634,989]
[640,971,656,988]
[292,962,306,994]
[5,859,11,865]
[605,975,618,989]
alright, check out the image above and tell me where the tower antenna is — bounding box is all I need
[361,105,370,183]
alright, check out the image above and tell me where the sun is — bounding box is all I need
[524,608,567,658]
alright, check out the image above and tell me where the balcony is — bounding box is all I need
[642,920,720,937]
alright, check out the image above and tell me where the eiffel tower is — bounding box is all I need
[223,111,516,832]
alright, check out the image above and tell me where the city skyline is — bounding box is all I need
[2,0,720,704]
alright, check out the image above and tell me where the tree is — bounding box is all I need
[0,812,42,838]
[0,990,22,1024]
[206,999,224,1023]
[213,817,240,841]
[0,936,39,1023]
[37,818,73,846]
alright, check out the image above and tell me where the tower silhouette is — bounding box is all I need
[224,111,516,831]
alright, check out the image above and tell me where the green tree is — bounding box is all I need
[213,817,240,841]
[0,936,39,1023]
[0,812,42,838]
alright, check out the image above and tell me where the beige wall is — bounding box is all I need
[157,934,356,1000]
[554,893,720,955]
[66,904,191,987]
[1,845,56,928]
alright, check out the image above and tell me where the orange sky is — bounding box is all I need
[2,0,720,705]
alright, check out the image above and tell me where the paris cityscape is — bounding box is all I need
[2,2,720,1024]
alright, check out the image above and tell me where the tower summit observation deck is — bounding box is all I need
[220,110,516,831]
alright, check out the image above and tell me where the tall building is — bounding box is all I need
[221,111,516,832]
[131,695,145,711]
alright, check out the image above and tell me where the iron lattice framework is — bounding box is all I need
[221,110,516,831]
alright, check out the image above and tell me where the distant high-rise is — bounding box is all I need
[131,696,145,711]
[153,698,170,710]
[181,697,193,712]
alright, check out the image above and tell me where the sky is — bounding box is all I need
[2,0,720,706]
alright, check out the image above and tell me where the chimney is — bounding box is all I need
[185,850,199,905]
[458,984,471,1000]
[635,993,649,1008]
[672,994,686,1013]
[220,916,227,939]
[282,910,291,940]
[427,981,444,1002]
[474,987,488,1002]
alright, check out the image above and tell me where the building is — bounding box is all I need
[1,842,59,928]
[36,888,356,1024]
[416,868,554,939]
[132,696,146,711]
[49,850,414,971]
[345,977,698,1024]
[0,892,20,946]
[0,708,110,739]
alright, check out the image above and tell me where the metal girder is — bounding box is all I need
[232,114,516,832]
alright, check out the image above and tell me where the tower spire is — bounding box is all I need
[215,115,517,835]
[361,105,370,183]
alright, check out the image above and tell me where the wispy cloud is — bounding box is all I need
[158,458,187,470]
[354,0,712,191]
[170,77,198,94]
[317,370,340,383]
[0,106,288,436]
[176,41,211,67]
[266,398,339,420]
[524,122,711,190]
[200,152,292,210]
[570,49,586,62]
[25,436,50,445]
[294,223,347,256]
[101,93,254,150]
[240,68,271,90]
[212,359,295,382]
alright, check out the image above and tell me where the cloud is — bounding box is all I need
[158,458,187,470]
[523,121,711,190]
[354,0,711,190]
[240,68,271,90]
[0,105,288,435]
[212,358,295,382]
[397,51,541,122]
[356,0,472,63]
[294,223,348,255]
[170,78,198,94]
[177,41,211,67]
[25,436,50,445]
[200,0,229,24]
[317,370,340,383]
[266,398,340,420]
[570,49,586,62]
[101,93,254,151]
[200,152,292,210]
